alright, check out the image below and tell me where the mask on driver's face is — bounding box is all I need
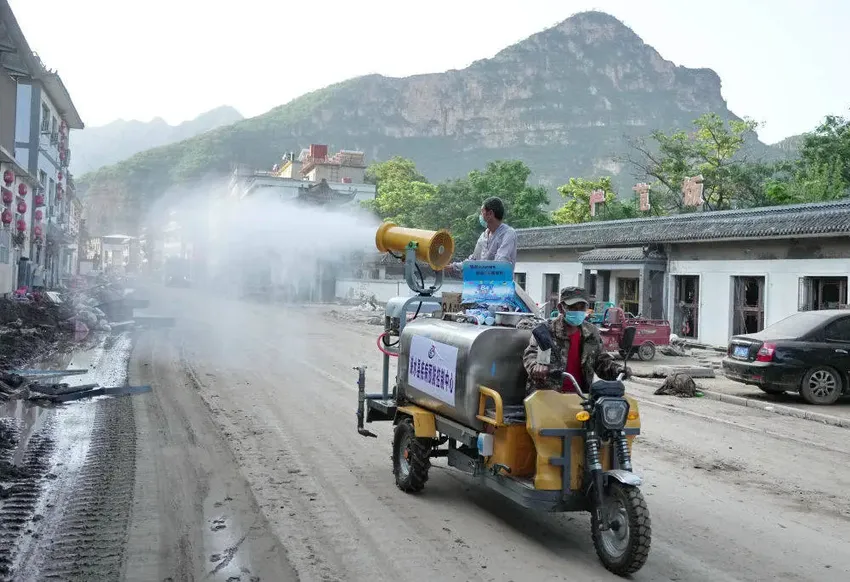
[563,310,587,327]
[479,214,487,228]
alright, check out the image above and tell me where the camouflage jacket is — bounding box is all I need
[519,316,623,396]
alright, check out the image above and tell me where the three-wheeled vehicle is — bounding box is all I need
[600,306,671,361]
[355,224,651,576]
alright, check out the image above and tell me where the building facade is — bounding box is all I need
[515,200,850,347]
[0,0,84,294]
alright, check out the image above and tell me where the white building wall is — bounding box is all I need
[669,258,850,347]
[514,260,582,304]
[336,278,464,303]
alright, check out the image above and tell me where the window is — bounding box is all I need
[41,104,50,132]
[799,277,848,311]
[0,230,9,264]
[514,272,527,290]
[39,170,46,188]
[823,317,850,343]
[616,277,639,316]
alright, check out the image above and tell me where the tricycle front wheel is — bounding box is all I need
[392,418,431,493]
[591,481,651,576]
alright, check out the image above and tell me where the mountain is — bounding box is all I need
[79,11,779,235]
[770,134,805,156]
[70,105,243,175]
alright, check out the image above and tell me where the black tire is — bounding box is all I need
[392,418,431,492]
[637,342,656,361]
[800,366,843,405]
[591,481,651,576]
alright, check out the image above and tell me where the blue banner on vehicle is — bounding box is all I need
[461,260,528,312]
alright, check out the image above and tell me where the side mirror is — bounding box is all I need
[621,326,637,354]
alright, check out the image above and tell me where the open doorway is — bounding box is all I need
[543,273,560,314]
[674,275,699,338]
[616,277,639,316]
[732,276,765,335]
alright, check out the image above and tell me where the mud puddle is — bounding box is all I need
[0,331,135,581]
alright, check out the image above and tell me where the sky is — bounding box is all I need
[8,0,849,144]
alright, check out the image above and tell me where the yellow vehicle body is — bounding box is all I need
[395,385,641,492]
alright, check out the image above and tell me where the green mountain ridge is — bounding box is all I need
[79,10,788,236]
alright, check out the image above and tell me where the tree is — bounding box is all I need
[362,157,436,226]
[552,177,640,224]
[623,113,761,211]
[800,114,850,190]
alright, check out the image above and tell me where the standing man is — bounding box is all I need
[522,287,630,396]
[449,196,517,270]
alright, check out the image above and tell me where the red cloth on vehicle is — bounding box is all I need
[563,330,583,393]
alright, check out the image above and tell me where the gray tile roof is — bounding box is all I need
[518,200,850,249]
[578,247,666,263]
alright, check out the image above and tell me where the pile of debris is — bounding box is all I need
[0,277,128,371]
[327,302,384,326]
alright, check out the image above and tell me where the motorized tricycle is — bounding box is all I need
[355,224,652,576]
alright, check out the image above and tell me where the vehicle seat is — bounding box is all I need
[484,404,527,425]
[590,380,625,398]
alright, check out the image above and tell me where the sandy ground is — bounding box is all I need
[132,286,850,582]
[3,285,850,581]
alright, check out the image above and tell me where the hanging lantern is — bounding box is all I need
[35,209,43,221]
[59,150,66,161]
[34,224,43,237]
[2,188,12,204]
[18,183,27,196]
[35,193,45,206]
[3,170,13,185]
[58,171,64,181]
[15,218,26,232]
[17,200,26,214]
[1,209,11,224]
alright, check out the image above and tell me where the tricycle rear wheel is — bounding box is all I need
[591,481,651,576]
[637,341,656,361]
[392,418,431,493]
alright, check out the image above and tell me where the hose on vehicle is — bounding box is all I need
[377,332,399,357]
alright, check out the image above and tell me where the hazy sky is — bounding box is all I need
[9,0,848,144]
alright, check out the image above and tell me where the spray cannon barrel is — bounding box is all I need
[375,222,455,271]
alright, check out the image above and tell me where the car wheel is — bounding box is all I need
[800,367,842,405]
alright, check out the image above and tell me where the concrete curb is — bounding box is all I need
[629,376,850,429]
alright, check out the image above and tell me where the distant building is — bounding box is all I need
[513,200,850,347]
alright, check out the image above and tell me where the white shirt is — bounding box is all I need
[468,223,518,265]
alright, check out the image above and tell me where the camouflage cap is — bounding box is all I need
[559,286,591,306]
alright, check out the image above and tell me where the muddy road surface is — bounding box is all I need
[5,283,850,581]
[128,285,850,582]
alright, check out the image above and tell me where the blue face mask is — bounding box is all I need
[563,310,587,327]
[479,214,487,228]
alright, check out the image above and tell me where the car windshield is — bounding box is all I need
[756,311,835,339]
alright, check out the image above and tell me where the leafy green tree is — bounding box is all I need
[624,113,761,211]
[552,177,640,224]
[800,114,850,191]
[362,157,436,225]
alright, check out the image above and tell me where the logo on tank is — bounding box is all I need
[428,344,436,359]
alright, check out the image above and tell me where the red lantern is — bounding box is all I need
[15,218,25,232]
[18,183,27,196]
[3,170,12,185]
[17,200,26,214]
[35,194,45,206]
[1,209,11,224]
[58,171,63,181]
[35,209,43,221]
[2,188,12,204]
[34,224,43,237]
[59,150,66,161]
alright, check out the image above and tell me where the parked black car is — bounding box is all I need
[722,310,850,405]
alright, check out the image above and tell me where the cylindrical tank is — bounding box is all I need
[397,319,531,430]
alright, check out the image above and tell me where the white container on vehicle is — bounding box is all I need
[477,433,494,456]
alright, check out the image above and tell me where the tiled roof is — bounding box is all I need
[578,247,666,263]
[518,200,850,249]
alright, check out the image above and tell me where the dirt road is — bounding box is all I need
[126,286,850,582]
[5,284,850,581]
